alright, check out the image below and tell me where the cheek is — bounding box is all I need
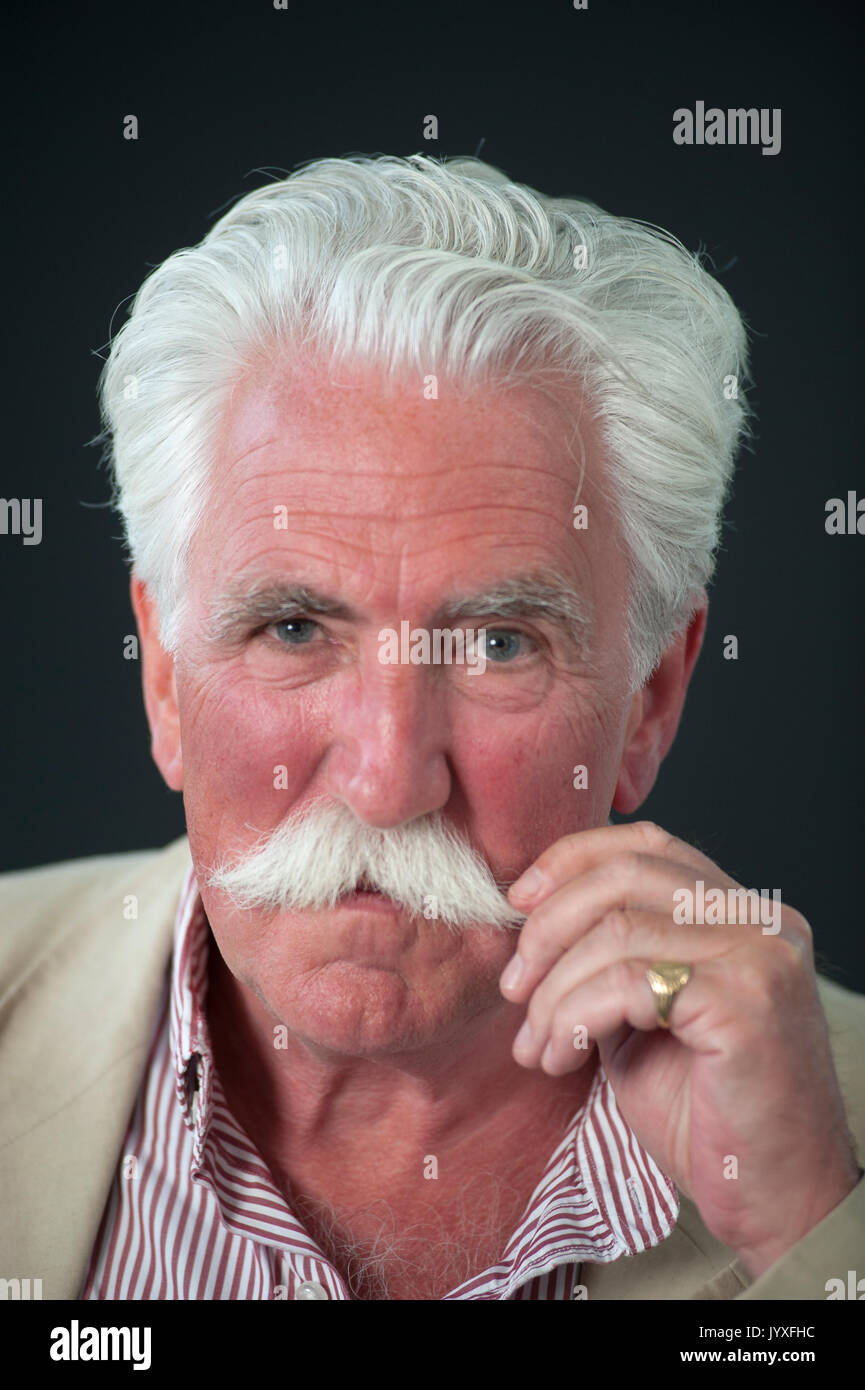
[177,671,323,839]
[559,684,632,812]
[453,682,630,866]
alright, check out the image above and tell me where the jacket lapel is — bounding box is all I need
[0,836,190,1298]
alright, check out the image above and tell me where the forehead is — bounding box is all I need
[188,351,620,608]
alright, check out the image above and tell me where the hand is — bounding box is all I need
[499,820,861,1277]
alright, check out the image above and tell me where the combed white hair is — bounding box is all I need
[97,153,753,685]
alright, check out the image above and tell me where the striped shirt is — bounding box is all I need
[81,865,679,1300]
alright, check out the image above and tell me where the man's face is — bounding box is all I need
[147,351,645,1057]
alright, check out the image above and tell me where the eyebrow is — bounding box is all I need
[438,574,593,652]
[206,570,593,653]
[206,583,356,645]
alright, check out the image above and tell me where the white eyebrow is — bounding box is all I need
[437,573,594,652]
[206,583,356,645]
[205,570,594,655]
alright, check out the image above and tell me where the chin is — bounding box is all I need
[279,956,483,1058]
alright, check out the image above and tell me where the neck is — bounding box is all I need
[205,933,598,1184]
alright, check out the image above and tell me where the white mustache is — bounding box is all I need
[205,799,527,931]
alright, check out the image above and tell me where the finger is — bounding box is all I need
[512,955,714,1075]
[508,820,726,912]
[500,852,740,1002]
[521,910,743,1043]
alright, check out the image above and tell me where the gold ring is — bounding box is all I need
[646,962,692,1029]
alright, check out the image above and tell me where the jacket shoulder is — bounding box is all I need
[818,970,865,1033]
[0,836,191,996]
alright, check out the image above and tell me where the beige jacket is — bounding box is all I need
[1,834,863,1300]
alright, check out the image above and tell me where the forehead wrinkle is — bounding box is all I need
[217,412,590,491]
[212,494,580,573]
[223,456,585,497]
[218,435,281,478]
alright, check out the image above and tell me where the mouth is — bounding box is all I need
[337,875,399,908]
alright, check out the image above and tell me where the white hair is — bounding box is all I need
[97,153,753,685]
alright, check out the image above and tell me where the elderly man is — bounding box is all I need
[1,154,863,1303]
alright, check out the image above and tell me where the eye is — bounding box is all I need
[272,617,319,645]
[483,629,536,662]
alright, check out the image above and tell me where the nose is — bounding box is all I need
[322,645,453,829]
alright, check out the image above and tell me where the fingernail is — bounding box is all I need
[510,866,548,901]
[513,1019,534,1053]
[500,954,525,992]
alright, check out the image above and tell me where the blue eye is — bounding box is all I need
[274,618,318,645]
[484,630,525,662]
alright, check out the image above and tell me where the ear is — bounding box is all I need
[130,572,183,791]
[613,597,707,814]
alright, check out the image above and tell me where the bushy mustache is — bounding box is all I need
[205,799,527,931]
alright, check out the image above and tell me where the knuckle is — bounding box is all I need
[557,829,588,863]
[610,956,641,996]
[633,820,676,855]
[785,907,813,949]
[533,832,580,886]
[600,906,635,950]
[602,851,646,897]
[723,955,764,1001]
[776,931,812,975]
[616,850,646,880]
[768,931,813,992]
[734,953,792,1013]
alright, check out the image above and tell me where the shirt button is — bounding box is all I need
[295,1280,329,1300]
